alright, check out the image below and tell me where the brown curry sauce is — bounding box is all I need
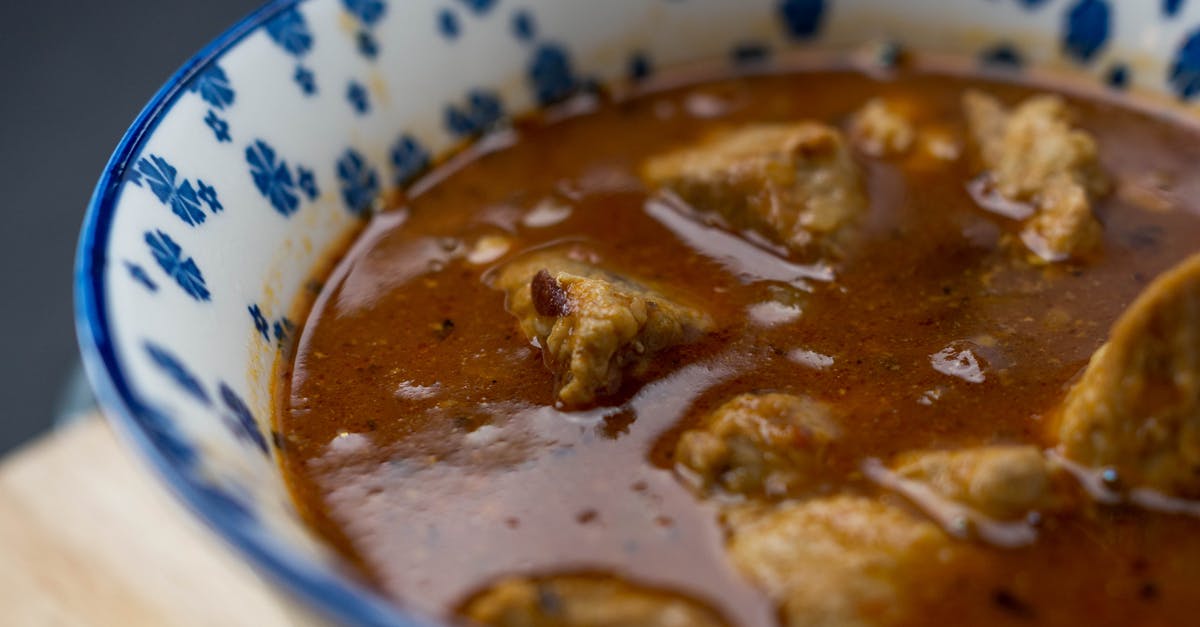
[278,60,1200,625]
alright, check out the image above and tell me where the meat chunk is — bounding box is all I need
[493,251,713,407]
[462,576,726,627]
[892,446,1065,520]
[726,496,956,627]
[849,98,916,157]
[1057,253,1200,497]
[674,393,838,498]
[963,90,1108,261]
[641,123,867,257]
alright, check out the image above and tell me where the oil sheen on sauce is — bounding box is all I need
[279,62,1200,626]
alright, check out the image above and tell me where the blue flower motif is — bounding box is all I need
[528,43,577,106]
[245,139,299,216]
[248,304,269,340]
[193,480,255,521]
[144,340,211,406]
[273,317,295,345]
[266,7,313,56]
[297,166,319,200]
[347,81,370,114]
[135,155,206,226]
[1170,29,1200,98]
[196,179,222,213]
[438,9,460,40]
[980,43,1024,68]
[343,0,386,25]
[457,0,496,15]
[511,9,535,41]
[204,110,231,143]
[1106,63,1130,89]
[294,65,317,95]
[219,382,268,454]
[1063,0,1110,63]
[390,134,430,186]
[444,89,505,137]
[188,65,235,110]
[145,230,211,301]
[731,42,772,65]
[139,404,197,466]
[1165,0,1186,17]
[778,0,826,40]
[337,149,380,214]
[628,52,652,81]
[125,165,144,187]
[357,30,379,58]
[125,261,158,292]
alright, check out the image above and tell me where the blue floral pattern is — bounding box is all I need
[125,261,158,292]
[135,155,207,226]
[1063,0,1111,63]
[265,7,317,96]
[204,110,232,143]
[249,304,270,340]
[336,149,380,214]
[347,81,370,114]
[1165,0,1186,17]
[779,0,826,39]
[343,0,386,59]
[458,0,497,15]
[145,230,211,301]
[444,89,504,136]
[220,382,268,454]
[189,65,236,110]
[246,139,302,216]
[144,341,211,406]
[1171,30,1200,97]
[528,44,577,106]
[390,134,430,186]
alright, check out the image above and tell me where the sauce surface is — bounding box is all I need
[279,61,1200,625]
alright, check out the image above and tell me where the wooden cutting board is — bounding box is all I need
[0,415,323,626]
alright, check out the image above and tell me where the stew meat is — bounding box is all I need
[278,58,1200,626]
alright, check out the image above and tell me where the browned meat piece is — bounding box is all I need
[849,98,916,157]
[1057,253,1200,497]
[963,90,1108,261]
[493,251,713,407]
[462,576,726,627]
[674,393,838,498]
[641,123,867,257]
[892,445,1068,520]
[726,496,957,627]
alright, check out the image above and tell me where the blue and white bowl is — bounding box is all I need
[73,0,1200,624]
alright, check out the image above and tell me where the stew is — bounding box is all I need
[277,54,1200,626]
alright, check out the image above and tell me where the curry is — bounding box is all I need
[277,55,1200,626]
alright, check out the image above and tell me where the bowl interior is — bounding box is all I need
[75,0,1200,624]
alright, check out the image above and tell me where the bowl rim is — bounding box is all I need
[72,1,429,625]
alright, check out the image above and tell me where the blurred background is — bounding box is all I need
[0,0,259,454]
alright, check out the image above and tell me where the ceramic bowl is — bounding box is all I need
[74,0,1200,624]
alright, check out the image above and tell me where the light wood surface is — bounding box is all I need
[0,416,318,626]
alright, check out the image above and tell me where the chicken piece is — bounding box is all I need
[1057,253,1200,497]
[849,98,916,157]
[726,496,956,627]
[963,90,1108,261]
[641,123,867,257]
[675,393,838,498]
[1020,178,1102,262]
[463,576,726,627]
[893,445,1065,520]
[493,251,713,407]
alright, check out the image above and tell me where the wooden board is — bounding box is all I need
[0,416,324,626]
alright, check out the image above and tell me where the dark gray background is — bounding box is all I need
[0,0,259,454]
